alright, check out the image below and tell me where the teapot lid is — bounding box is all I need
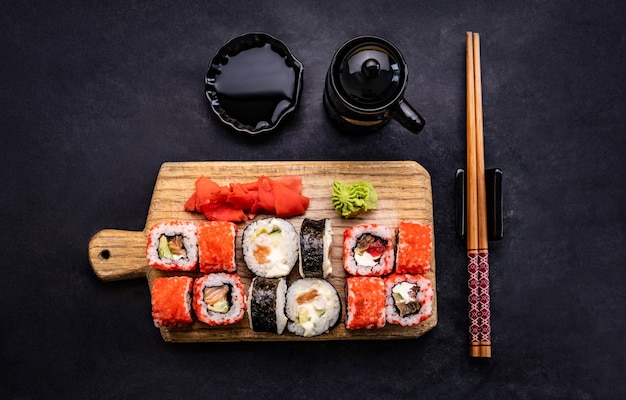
[331,36,407,110]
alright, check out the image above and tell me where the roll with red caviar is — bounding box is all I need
[395,221,432,275]
[193,273,246,326]
[197,221,237,273]
[146,221,198,272]
[150,276,194,328]
[385,273,434,326]
[343,224,395,276]
[345,276,386,330]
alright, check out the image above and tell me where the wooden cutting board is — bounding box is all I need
[88,161,437,342]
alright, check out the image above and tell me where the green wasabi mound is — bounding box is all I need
[332,180,378,218]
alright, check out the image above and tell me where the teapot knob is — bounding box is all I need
[361,58,381,78]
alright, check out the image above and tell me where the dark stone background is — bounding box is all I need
[1,1,624,398]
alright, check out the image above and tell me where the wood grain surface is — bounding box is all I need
[89,161,437,342]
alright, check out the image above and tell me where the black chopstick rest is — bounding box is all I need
[455,168,503,241]
[486,168,503,241]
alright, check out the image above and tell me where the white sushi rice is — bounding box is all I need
[146,221,198,271]
[321,219,333,277]
[285,278,341,337]
[275,278,288,334]
[242,218,299,278]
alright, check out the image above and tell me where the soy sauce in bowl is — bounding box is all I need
[205,33,304,136]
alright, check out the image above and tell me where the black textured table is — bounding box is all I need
[2,1,624,398]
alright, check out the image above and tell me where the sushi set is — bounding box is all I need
[89,160,437,342]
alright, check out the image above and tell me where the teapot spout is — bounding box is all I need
[391,99,425,134]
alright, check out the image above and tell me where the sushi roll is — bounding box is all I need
[150,276,194,328]
[146,221,198,271]
[343,224,395,276]
[395,221,433,275]
[193,273,246,326]
[247,276,288,334]
[242,218,299,278]
[299,218,333,278]
[385,273,434,326]
[285,278,341,337]
[197,221,237,273]
[345,276,386,330]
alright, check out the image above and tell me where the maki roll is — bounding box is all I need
[285,278,341,337]
[150,276,194,328]
[345,276,386,330]
[242,218,299,278]
[395,221,433,275]
[146,221,198,271]
[343,224,395,276]
[198,221,237,273]
[299,218,333,278]
[247,276,288,334]
[193,273,246,326]
[385,273,434,326]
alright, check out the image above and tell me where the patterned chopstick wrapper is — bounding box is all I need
[468,253,481,346]
[478,252,491,345]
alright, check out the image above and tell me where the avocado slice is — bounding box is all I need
[208,299,229,313]
[157,235,173,259]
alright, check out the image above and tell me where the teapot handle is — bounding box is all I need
[390,99,426,134]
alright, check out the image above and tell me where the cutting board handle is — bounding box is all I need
[89,229,148,281]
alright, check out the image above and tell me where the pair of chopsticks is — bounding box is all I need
[466,32,491,358]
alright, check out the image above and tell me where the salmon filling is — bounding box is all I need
[355,234,386,258]
[158,234,188,260]
[203,285,231,313]
[296,289,319,305]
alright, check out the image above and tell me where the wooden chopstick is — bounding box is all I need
[466,32,491,358]
[466,32,480,357]
[473,33,491,358]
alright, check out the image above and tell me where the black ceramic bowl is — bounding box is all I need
[205,33,304,136]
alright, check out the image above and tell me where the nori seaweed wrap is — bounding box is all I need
[299,218,332,278]
[247,276,288,334]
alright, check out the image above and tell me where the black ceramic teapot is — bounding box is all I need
[323,36,425,134]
